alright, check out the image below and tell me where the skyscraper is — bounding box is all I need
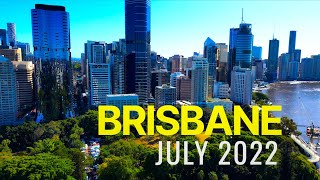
[252,46,262,60]
[278,53,289,81]
[228,22,253,85]
[235,23,253,69]
[0,29,8,47]
[227,28,239,85]
[294,49,301,62]
[125,0,151,103]
[216,43,228,82]
[203,37,217,98]
[300,58,314,80]
[288,31,296,59]
[191,58,208,104]
[0,56,17,126]
[12,61,34,111]
[176,76,191,101]
[230,67,252,105]
[84,41,109,106]
[111,39,126,95]
[288,61,299,80]
[267,38,279,82]
[89,63,112,106]
[32,4,73,120]
[7,23,16,47]
[170,55,183,73]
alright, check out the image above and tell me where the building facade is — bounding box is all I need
[230,67,252,105]
[191,58,208,104]
[16,42,31,61]
[278,53,289,81]
[125,0,151,103]
[0,48,22,61]
[216,43,228,82]
[7,23,16,47]
[203,37,217,98]
[155,84,177,108]
[85,41,107,106]
[12,61,34,111]
[0,56,17,126]
[110,39,126,94]
[32,4,73,120]
[89,63,111,106]
[213,81,230,99]
[288,31,296,61]
[0,29,8,47]
[170,72,185,87]
[252,46,262,60]
[106,94,139,114]
[267,38,279,82]
[176,76,191,101]
[235,23,253,69]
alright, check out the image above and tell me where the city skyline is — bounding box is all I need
[0,0,320,59]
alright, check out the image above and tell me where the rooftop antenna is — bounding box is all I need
[273,24,275,39]
[241,8,244,23]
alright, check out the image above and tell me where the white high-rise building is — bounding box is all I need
[155,84,177,108]
[0,56,17,126]
[191,58,208,104]
[89,63,111,106]
[230,67,252,105]
[85,41,108,107]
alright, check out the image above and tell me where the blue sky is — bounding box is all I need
[0,0,319,59]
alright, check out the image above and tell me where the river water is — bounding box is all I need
[263,81,320,141]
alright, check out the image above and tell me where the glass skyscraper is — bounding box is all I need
[235,23,253,69]
[32,4,73,120]
[267,38,279,82]
[227,28,239,85]
[203,37,217,98]
[0,29,8,47]
[288,31,296,62]
[125,0,151,103]
[228,23,253,84]
[288,31,296,54]
[0,56,17,126]
[7,23,16,47]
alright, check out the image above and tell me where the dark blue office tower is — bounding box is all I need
[267,38,280,82]
[125,0,151,103]
[0,29,8,48]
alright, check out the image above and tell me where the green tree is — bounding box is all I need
[98,155,141,180]
[197,170,205,180]
[208,171,218,180]
[78,110,98,138]
[0,153,75,180]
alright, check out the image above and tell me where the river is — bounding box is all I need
[263,81,320,143]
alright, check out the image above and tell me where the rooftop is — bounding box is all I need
[0,55,9,62]
[204,37,216,47]
[107,94,138,97]
[35,4,66,11]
